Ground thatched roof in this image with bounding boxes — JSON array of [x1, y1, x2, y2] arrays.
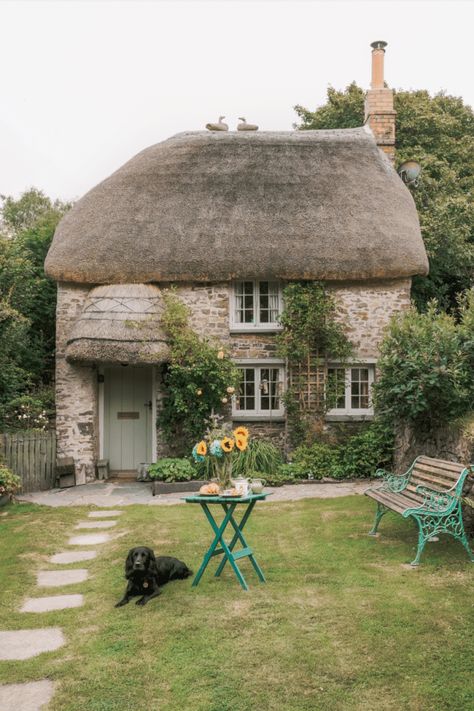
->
[[65, 284, 169, 364], [45, 128, 428, 284]]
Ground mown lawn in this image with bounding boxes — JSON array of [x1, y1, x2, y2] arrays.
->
[[0, 496, 473, 711]]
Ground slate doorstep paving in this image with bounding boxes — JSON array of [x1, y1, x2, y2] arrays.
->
[[68, 533, 110, 545], [75, 520, 117, 529], [21, 594, 84, 613], [88, 510, 123, 517], [37, 569, 88, 587], [0, 628, 65, 660], [0, 680, 55, 711], [49, 550, 97, 564]]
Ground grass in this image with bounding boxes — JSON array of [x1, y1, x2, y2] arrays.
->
[[0, 497, 473, 711]]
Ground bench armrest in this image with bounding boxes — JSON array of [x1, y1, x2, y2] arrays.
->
[[374, 468, 410, 493], [403, 484, 457, 517]]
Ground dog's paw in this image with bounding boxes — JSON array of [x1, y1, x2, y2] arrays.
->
[[115, 600, 128, 607], [135, 597, 147, 606]]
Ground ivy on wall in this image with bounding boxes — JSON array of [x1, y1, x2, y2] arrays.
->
[[277, 282, 353, 445]]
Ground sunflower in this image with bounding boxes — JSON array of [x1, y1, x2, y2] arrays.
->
[[221, 437, 235, 453], [196, 440, 207, 457], [235, 435, 248, 452], [233, 426, 249, 439]]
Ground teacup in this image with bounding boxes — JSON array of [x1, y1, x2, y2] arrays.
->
[[248, 478, 265, 494]]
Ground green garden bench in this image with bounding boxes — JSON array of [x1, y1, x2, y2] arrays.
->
[[365, 455, 474, 566]]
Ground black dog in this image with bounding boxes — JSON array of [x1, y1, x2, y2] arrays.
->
[[115, 546, 192, 607]]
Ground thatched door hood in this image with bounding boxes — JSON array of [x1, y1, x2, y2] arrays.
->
[[65, 284, 169, 364], [45, 128, 428, 284]]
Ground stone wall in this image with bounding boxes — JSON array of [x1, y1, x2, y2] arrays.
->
[[54, 278, 411, 479], [56, 284, 98, 484]]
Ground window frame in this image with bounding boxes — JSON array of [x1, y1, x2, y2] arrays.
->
[[326, 363, 375, 419], [230, 280, 283, 332], [232, 359, 286, 420]]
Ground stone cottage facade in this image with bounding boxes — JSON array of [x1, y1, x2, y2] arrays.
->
[[45, 43, 428, 484]]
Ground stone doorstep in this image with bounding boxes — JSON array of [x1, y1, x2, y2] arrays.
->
[[74, 520, 117, 529], [68, 533, 110, 545], [21, 594, 84, 613], [36, 569, 88, 587], [88, 510, 123, 518], [0, 680, 55, 711], [0, 628, 65, 660], [49, 550, 97, 564]]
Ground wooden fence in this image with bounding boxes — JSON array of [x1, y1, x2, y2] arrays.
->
[[0, 431, 57, 493]]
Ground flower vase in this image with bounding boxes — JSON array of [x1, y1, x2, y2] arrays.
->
[[214, 457, 232, 491]]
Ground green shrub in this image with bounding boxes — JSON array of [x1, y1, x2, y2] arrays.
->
[[0, 466, 21, 497], [1, 392, 53, 431], [291, 442, 340, 480], [147, 458, 199, 483], [374, 302, 472, 428], [333, 421, 394, 479]]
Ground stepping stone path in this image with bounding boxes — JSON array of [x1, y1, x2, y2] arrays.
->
[[68, 533, 111, 545], [21, 594, 84, 613], [50, 550, 97, 564], [0, 679, 55, 711], [75, 520, 117, 529], [0, 628, 65, 660], [0, 509, 123, 709], [37, 569, 89, 587]]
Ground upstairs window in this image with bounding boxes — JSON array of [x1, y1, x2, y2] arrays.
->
[[231, 281, 282, 331], [326, 365, 374, 416]]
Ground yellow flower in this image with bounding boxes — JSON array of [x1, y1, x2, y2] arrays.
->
[[221, 437, 235, 453], [217, 350, 225, 360], [235, 435, 248, 452], [233, 426, 249, 439], [196, 441, 207, 456], [226, 386, 235, 394]]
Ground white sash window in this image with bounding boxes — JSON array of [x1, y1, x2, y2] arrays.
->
[[326, 365, 375, 416], [232, 362, 285, 419], [231, 281, 282, 331]]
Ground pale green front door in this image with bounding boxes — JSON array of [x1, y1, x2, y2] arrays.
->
[[103, 366, 153, 471]]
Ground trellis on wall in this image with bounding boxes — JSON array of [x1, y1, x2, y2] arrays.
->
[[288, 351, 327, 415]]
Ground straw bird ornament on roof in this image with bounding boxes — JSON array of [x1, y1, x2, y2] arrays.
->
[[237, 117, 258, 131], [205, 116, 228, 131]]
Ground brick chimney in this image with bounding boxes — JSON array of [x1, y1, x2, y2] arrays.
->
[[364, 41, 396, 162]]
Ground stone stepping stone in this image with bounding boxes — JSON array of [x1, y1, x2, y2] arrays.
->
[[0, 628, 65, 660], [0, 679, 55, 711], [68, 533, 110, 545], [75, 520, 117, 529], [37, 569, 88, 587], [50, 550, 97, 564], [88, 510, 123, 518], [21, 594, 84, 613]]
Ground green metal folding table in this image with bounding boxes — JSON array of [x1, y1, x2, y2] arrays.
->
[[183, 492, 271, 591]]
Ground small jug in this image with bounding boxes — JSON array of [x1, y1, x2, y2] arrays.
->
[[248, 478, 265, 494]]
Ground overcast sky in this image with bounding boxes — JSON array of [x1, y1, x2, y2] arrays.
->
[[1, 0, 473, 201]]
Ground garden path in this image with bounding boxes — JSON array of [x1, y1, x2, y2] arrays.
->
[[0, 509, 123, 710], [19, 479, 367, 507]]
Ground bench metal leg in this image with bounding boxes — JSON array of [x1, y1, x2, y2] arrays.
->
[[369, 502, 388, 536], [410, 505, 474, 566]]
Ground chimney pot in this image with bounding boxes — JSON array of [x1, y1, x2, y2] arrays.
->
[[370, 40, 387, 89]]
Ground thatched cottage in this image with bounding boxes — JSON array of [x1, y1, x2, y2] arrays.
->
[[45, 42, 428, 484]]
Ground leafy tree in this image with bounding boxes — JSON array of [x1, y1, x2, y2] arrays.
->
[[295, 84, 474, 311], [0, 189, 71, 425]]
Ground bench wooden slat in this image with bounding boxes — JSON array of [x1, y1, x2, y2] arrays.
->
[[413, 463, 462, 481], [417, 457, 466, 473], [410, 471, 457, 491], [366, 489, 414, 514]]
